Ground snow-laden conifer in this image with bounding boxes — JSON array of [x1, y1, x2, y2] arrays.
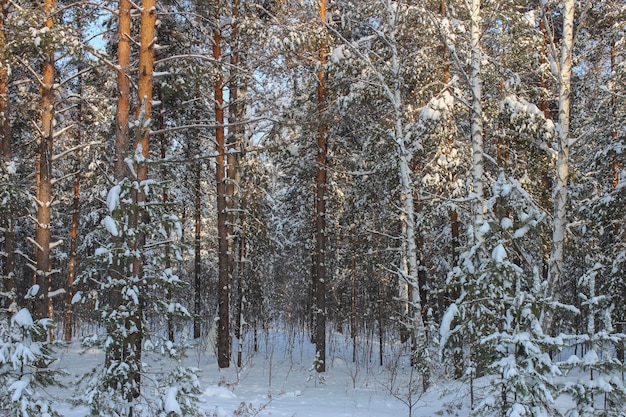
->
[[76, 151, 200, 417], [558, 262, 626, 417], [0, 308, 62, 417], [442, 173, 571, 416]]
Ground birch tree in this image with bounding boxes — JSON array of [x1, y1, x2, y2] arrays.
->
[[544, 0, 575, 333]]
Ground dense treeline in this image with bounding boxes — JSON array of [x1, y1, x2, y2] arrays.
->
[[1, 0, 626, 416]]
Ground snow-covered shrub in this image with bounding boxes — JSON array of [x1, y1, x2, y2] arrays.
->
[[0, 308, 62, 417], [558, 262, 626, 417]]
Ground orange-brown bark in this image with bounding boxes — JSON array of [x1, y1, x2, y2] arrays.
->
[[33, 0, 56, 328], [115, 0, 131, 180]]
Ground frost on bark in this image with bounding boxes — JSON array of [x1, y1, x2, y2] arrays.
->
[[545, 0, 574, 333]]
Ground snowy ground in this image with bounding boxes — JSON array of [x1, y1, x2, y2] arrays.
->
[[50, 327, 460, 417], [48, 327, 611, 417]]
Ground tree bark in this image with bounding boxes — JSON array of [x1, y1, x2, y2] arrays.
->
[[0, 0, 15, 315], [313, 0, 327, 373], [545, 0, 574, 333], [64, 154, 80, 341], [229, 0, 244, 363], [128, 0, 156, 401], [106, 0, 132, 371], [214, 0, 230, 368], [115, 0, 131, 180], [33, 0, 56, 328], [193, 153, 202, 339], [157, 84, 174, 343], [469, 0, 485, 236]]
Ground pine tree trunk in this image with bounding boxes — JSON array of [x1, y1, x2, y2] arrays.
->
[[313, 0, 327, 373], [33, 0, 56, 327], [193, 156, 202, 339], [0, 0, 14, 314], [115, 0, 131, 180], [64, 71, 84, 342], [64, 163, 80, 341], [214, 0, 230, 368], [157, 84, 174, 342], [128, 0, 156, 401], [106, 0, 132, 370], [545, 0, 574, 333], [229, 0, 244, 363]]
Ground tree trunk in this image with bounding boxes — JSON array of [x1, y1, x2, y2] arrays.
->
[[214, 0, 230, 368], [193, 154, 202, 339], [545, 0, 574, 333], [128, 0, 156, 402], [157, 84, 174, 343], [0, 0, 14, 316], [236, 215, 246, 368], [313, 0, 327, 373], [229, 0, 244, 364], [106, 0, 132, 371], [33, 0, 56, 329], [469, 0, 485, 236], [64, 160, 80, 342], [115, 0, 131, 180], [64, 70, 85, 342], [538, 11, 553, 284]]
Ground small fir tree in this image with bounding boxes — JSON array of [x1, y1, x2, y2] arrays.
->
[[0, 308, 62, 417], [76, 150, 200, 417], [442, 173, 569, 416], [559, 261, 626, 417]]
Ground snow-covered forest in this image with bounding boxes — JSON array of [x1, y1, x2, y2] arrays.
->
[[1, 0, 626, 415]]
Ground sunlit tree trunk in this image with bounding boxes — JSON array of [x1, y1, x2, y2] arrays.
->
[[313, 0, 327, 373], [469, 0, 485, 236], [116, 0, 131, 180], [105, 0, 132, 370], [33, 0, 56, 331], [545, 0, 574, 333], [214, 0, 230, 368], [128, 0, 156, 401]]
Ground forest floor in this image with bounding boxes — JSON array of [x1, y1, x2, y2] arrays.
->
[[50, 327, 597, 416]]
